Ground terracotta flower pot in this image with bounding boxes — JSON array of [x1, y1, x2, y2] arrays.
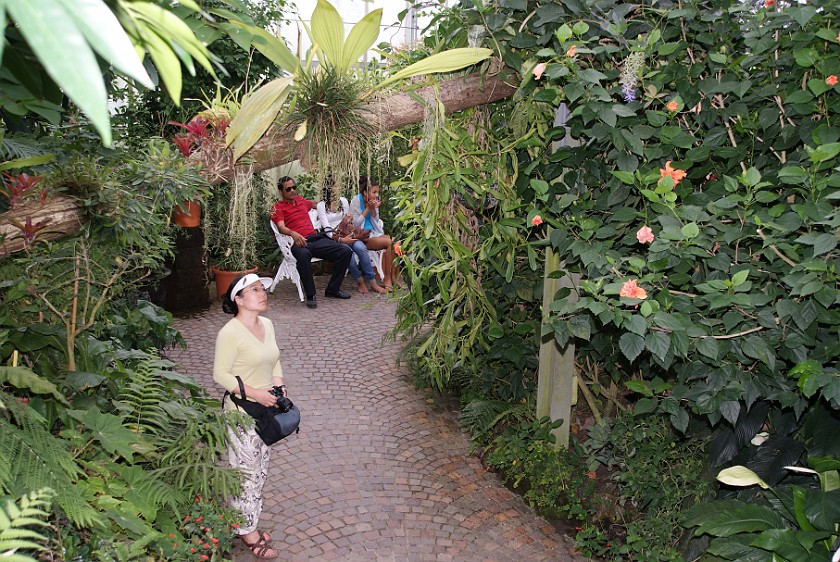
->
[[172, 201, 201, 228], [211, 265, 258, 300]]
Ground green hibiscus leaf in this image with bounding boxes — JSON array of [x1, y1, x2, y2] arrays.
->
[[619, 332, 645, 362]]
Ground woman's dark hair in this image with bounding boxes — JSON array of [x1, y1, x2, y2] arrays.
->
[[322, 176, 335, 207], [221, 274, 247, 315], [359, 175, 378, 194]]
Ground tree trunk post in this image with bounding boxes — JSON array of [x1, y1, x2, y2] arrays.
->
[[536, 245, 579, 449]]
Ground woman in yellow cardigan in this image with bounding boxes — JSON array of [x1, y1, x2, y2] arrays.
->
[[213, 273, 284, 559]]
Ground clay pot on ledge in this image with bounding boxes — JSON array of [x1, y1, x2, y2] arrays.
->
[[172, 201, 201, 228], [211, 265, 258, 301]]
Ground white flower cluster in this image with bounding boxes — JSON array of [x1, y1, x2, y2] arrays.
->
[[620, 51, 645, 102]]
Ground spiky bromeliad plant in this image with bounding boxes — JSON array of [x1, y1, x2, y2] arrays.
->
[[225, 0, 492, 195]]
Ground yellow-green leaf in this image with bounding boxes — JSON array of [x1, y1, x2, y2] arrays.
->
[[8, 0, 111, 144], [226, 20, 301, 75], [294, 119, 308, 141], [309, 0, 345, 69], [227, 77, 293, 160], [371, 48, 493, 94], [340, 8, 382, 71], [128, 1, 215, 76], [135, 22, 183, 102], [717, 466, 770, 489], [56, 0, 153, 89]]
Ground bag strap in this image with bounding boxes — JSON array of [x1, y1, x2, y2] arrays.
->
[[227, 376, 270, 418]]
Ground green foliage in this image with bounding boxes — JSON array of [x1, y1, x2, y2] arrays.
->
[[392, 105, 533, 389], [486, 417, 593, 521], [578, 411, 712, 561], [157, 496, 242, 561], [0, 488, 54, 561], [0, 297, 241, 559], [682, 404, 840, 561]]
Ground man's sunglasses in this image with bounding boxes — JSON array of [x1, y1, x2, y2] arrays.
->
[[281, 185, 297, 192]]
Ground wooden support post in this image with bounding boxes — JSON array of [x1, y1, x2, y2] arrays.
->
[[536, 242, 579, 448]]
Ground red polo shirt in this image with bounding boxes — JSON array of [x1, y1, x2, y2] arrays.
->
[[271, 196, 316, 237]]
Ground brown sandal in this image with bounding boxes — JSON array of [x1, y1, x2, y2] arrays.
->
[[241, 534, 278, 559]]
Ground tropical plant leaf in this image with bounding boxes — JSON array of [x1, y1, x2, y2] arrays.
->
[[134, 20, 184, 102], [0, 154, 55, 173], [340, 7, 382, 71], [717, 466, 770, 489], [371, 48, 493, 93], [55, 0, 153, 89], [309, 0, 345, 70], [691, 501, 787, 537], [0, 402, 96, 526], [0, 367, 68, 404], [7, 0, 111, 144], [67, 409, 141, 462], [227, 77, 293, 160], [128, 1, 215, 77], [222, 20, 300, 74], [0, 488, 53, 560]]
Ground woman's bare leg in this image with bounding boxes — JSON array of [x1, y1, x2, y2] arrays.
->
[[365, 235, 394, 287]]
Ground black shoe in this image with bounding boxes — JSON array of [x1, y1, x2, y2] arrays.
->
[[305, 296, 317, 308], [325, 289, 351, 299]]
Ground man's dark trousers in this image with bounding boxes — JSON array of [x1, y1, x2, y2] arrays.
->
[[290, 233, 353, 298]]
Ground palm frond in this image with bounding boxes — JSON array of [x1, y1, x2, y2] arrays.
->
[[0, 138, 44, 161]]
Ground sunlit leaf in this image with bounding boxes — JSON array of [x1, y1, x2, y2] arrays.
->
[[341, 8, 382, 71], [309, 0, 345, 69], [370, 48, 493, 94], [227, 77, 294, 160], [55, 0, 153, 89], [8, 0, 111, 144]]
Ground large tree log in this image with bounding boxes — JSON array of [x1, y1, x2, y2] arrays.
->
[[0, 196, 83, 257], [213, 71, 517, 183]]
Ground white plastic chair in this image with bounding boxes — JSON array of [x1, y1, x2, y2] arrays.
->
[[269, 210, 321, 301]]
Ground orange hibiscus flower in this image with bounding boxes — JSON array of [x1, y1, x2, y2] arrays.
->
[[659, 161, 687, 186], [619, 279, 647, 299]]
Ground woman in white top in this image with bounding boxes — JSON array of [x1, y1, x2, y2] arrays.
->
[[350, 176, 397, 290], [317, 189, 386, 294], [213, 273, 285, 559]]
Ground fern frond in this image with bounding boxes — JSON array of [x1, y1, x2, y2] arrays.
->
[[114, 355, 170, 437], [0, 488, 54, 559], [460, 399, 532, 444], [157, 411, 242, 498], [0, 401, 98, 527]]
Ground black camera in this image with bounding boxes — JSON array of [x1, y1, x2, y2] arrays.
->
[[270, 386, 294, 412]]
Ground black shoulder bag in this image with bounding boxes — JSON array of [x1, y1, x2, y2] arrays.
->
[[227, 376, 300, 445]]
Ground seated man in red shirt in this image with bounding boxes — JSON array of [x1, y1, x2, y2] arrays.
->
[[271, 176, 353, 308]]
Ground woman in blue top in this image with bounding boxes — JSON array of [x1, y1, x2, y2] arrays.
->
[[349, 176, 397, 290]]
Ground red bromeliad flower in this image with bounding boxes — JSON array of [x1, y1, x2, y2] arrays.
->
[[172, 134, 193, 157], [1, 172, 44, 209]]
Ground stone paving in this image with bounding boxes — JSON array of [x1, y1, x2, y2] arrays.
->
[[167, 274, 589, 562]]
